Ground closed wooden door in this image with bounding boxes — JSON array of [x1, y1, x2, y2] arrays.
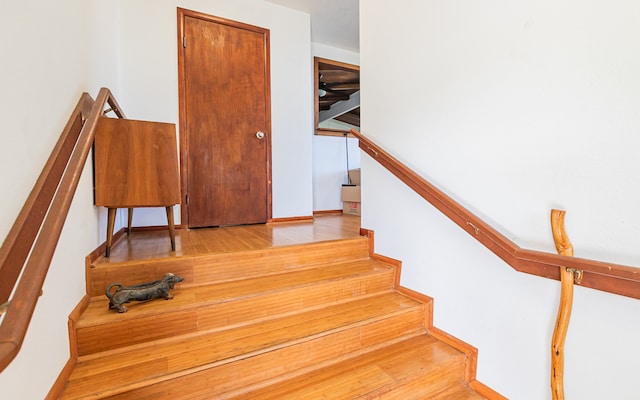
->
[[178, 9, 271, 228]]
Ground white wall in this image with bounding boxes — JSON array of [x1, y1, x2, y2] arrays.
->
[[0, 1, 120, 398], [118, 0, 313, 223], [361, 1, 640, 399], [312, 43, 361, 211], [313, 135, 361, 211]]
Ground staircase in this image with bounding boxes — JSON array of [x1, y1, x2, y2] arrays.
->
[[59, 235, 496, 399]]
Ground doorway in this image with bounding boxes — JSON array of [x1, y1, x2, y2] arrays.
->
[[177, 8, 272, 228]]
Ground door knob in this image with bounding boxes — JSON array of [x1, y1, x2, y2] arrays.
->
[[256, 131, 265, 139]]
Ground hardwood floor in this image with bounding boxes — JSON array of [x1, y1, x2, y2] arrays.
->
[[60, 214, 498, 399], [98, 214, 362, 264]]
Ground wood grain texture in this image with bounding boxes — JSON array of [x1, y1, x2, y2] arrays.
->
[[550, 209, 575, 400], [61, 293, 425, 399], [352, 129, 640, 300], [178, 8, 272, 228], [56, 216, 500, 399], [77, 260, 395, 355], [0, 93, 92, 305], [0, 88, 123, 373], [88, 239, 370, 297], [469, 380, 509, 400], [91, 214, 362, 265], [94, 117, 180, 207], [232, 335, 468, 400]]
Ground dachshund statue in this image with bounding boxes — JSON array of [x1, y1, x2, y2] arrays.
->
[[105, 273, 184, 313]]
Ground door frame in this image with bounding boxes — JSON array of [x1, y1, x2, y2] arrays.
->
[[177, 7, 273, 227]]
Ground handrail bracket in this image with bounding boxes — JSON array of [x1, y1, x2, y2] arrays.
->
[[467, 221, 480, 235], [567, 267, 583, 285]]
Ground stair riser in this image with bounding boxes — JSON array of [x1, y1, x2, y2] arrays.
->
[[99, 309, 426, 400], [371, 361, 467, 399], [228, 334, 471, 400], [64, 292, 426, 399], [76, 269, 396, 355], [88, 238, 370, 296], [62, 228, 495, 400]]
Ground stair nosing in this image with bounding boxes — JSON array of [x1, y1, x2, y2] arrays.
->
[[67, 293, 426, 399], [90, 236, 370, 269], [225, 333, 468, 400], [75, 289, 417, 362], [78, 260, 396, 328]]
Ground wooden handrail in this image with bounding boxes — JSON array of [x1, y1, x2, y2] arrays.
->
[[0, 94, 93, 305], [351, 129, 640, 300], [0, 88, 125, 372]]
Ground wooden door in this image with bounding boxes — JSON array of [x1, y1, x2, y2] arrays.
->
[[178, 9, 272, 228]]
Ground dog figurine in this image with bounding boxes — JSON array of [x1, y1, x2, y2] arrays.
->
[[105, 273, 184, 313]]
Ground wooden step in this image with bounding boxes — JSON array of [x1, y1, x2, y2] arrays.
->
[[61, 292, 427, 399], [60, 230, 503, 399], [75, 259, 396, 355], [88, 237, 370, 296], [226, 334, 483, 400], [431, 384, 489, 399]]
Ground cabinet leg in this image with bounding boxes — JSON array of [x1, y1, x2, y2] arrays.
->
[[106, 207, 117, 257], [127, 208, 133, 235], [166, 206, 176, 252]]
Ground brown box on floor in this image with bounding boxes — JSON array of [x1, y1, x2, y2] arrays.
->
[[341, 184, 361, 216]]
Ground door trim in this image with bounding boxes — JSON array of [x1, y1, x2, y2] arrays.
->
[[177, 7, 273, 227]]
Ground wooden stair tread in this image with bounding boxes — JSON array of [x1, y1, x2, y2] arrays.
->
[[61, 232, 502, 399], [229, 334, 473, 399], [93, 236, 370, 267], [432, 384, 489, 399], [88, 237, 371, 296], [62, 292, 424, 399], [80, 259, 393, 327], [75, 260, 396, 355], [97, 218, 363, 265]]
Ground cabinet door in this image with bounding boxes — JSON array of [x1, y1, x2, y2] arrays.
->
[[94, 117, 180, 207]]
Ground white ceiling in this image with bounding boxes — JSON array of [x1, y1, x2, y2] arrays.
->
[[265, 0, 359, 52]]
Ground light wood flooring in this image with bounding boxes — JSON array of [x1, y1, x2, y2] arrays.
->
[[98, 214, 362, 264], [60, 214, 498, 399]]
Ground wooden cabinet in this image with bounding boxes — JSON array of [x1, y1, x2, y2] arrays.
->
[[94, 117, 181, 256]]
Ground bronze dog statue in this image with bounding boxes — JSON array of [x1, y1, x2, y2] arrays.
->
[[105, 273, 184, 313]]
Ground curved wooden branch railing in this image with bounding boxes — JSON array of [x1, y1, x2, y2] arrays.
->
[[351, 129, 640, 300], [550, 209, 577, 400], [0, 88, 125, 372]]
